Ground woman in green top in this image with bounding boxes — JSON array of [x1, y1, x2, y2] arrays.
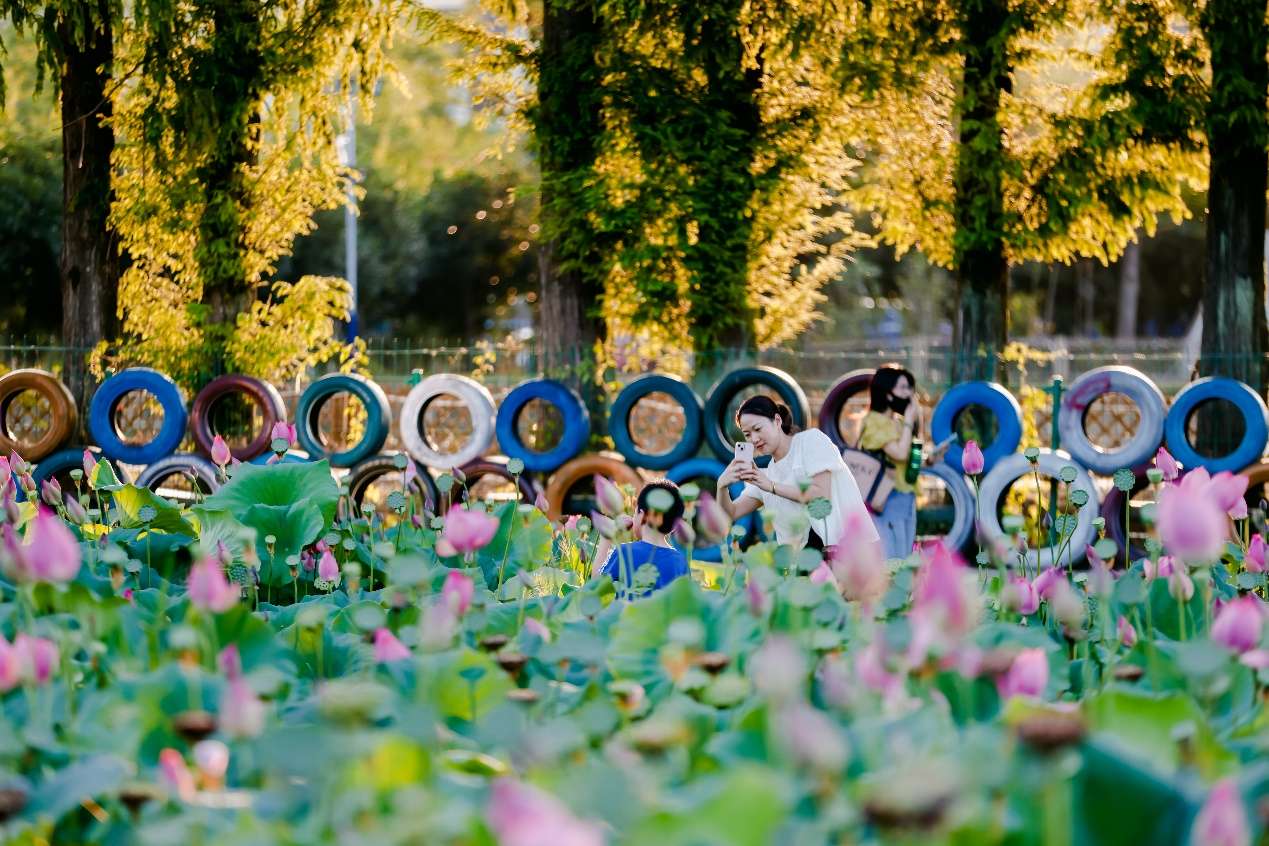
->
[[858, 365, 920, 558]]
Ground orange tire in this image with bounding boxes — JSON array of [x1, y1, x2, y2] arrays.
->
[[544, 454, 643, 522], [1239, 459, 1269, 503], [0, 369, 77, 462]]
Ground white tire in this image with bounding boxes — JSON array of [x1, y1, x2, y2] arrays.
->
[[977, 450, 1098, 568], [1058, 366, 1166, 474], [399, 374, 496, 470]]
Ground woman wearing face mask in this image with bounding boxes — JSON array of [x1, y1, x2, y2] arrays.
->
[[857, 365, 921, 558], [716, 395, 879, 552]]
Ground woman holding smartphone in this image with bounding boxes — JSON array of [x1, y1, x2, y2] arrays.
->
[[716, 395, 879, 552], [857, 365, 921, 558]]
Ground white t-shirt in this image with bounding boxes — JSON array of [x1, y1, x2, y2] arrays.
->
[[740, 428, 880, 549]]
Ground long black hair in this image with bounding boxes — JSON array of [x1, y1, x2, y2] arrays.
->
[[868, 364, 916, 415], [736, 395, 795, 434]]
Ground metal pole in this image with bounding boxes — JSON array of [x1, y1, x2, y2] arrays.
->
[[343, 83, 359, 340]]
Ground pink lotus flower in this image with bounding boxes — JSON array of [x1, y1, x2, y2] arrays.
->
[[997, 648, 1049, 699], [746, 577, 770, 618], [1246, 535, 1266, 573], [673, 518, 696, 547], [1204, 471, 1249, 516], [1032, 566, 1063, 598], [534, 491, 550, 516], [593, 474, 625, 518], [270, 421, 298, 449], [0, 456, 10, 489], [773, 702, 849, 773], [193, 739, 230, 783], [854, 640, 900, 696], [961, 440, 985, 476], [63, 496, 87, 526], [441, 570, 474, 616], [1157, 470, 1228, 564], [442, 505, 498, 553], [159, 748, 196, 801], [1211, 596, 1264, 654], [1189, 779, 1250, 846], [209, 435, 232, 467], [563, 514, 580, 532], [39, 477, 62, 508], [912, 542, 975, 636], [1155, 447, 1180, 482], [218, 644, 243, 680], [1003, 576, 1039, 615], [16, 507, 83, 583], [1048, 580, 1087, 632], [1228, 498, 1248, 520], [487, 778, 604, 846], [8, 452, 29, 477], [219, 677, 265, 738], [317, 549, 340, 586], [694, 493, 730, 545], [373, 627, 411, 662], [590, 511, 618, 540], [81, 449, 97, 480], [829, 513, 889, 605], [402, 460, 419, 489], [749, 636, 807, 703], [1168, 569, 1195, 602], [13, 634, 57, 685], [0, 637, 20, 692], [1144, 555, 1176, 581], [522, 617, 551, 643], [1117, 615, 1137, 648], [187, 557, 239, 613], [810, 562, 836, 586]]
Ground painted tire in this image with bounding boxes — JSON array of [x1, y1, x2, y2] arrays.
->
[[1164, 377, 1269, 474], [930, 381, 1023, 475], [976, 450, 1099, 568], [347, 453, 439, 515], [817, 369, 875, 450], [608, 375, 704, 471], [399, 374, 496, 470], [88, 368, 188, 465], [703, 367, 811, 461], [136, 453, 221, 494], [31, 447, 131, 501], [665, 457, 757, 562], [1058, 366, 1166, 475], [496, 379, 591, 474], [190, 375, 287, 462], [1099, 465, 1150, 566], [543, 454, 643, 522], [248, 450, 312, 466], [451, 457, 538, 506], [295, 373, 391, 468], [919, 461, 975, 553], [0, 369, 77, 462]]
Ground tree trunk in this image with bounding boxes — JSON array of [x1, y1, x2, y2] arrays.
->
[[951, 0, 1012, 381], [1076, 258, 1096, 336], [1116, 238, 1140, 339], [536, 0, 605, 415], [58, 3, 120, 414], [1198, 0, 1268, 455]]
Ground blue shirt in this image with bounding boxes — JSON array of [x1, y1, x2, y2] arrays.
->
[[599, 541, 689, 593]]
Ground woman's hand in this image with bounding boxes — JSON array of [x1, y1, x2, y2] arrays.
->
[[738, 463, 772, 493], [903, 400, 919, 429], [718, 458, 749, 487]]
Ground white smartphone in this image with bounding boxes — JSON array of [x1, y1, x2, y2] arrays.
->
[[734, 441, 755, 465]]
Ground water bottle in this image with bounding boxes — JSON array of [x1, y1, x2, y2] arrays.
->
[[905, 438, 922, 485]]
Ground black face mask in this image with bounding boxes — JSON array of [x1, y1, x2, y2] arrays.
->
[[889, 393, 910, 414]]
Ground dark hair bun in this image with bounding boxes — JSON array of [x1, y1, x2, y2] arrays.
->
[[773, 402, 793, 434]]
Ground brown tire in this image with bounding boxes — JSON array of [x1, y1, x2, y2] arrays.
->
[[544, 454, 643, 522], [1239, 460, 1269, 507], [446, 457, 539, 509], [190, 375, 287, 462], [0, 369, 77, 462]]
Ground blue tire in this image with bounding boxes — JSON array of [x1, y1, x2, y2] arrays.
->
[[608, 375, 704, 471], [665, 458, 757, 562], [29, 447, 130, 502], [930, 381, 1023, 475], [703, 367, 810, 461], [88, 368, 187, 465], [295, 373, 391, 468], [1164, 377, 1269, 474], [496, 379, 590, 474]]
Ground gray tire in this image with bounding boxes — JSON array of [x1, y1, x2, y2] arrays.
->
[[919, 461, 975, 552], [976, 450, 1098, 568], [399, 374, 496, 470], [1058, 366, 1166, 474]]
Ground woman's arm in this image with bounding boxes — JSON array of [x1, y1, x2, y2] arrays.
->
[[741, 468, 831, 505], [717, 478, 762, 519], [881, 406, 918, 462]]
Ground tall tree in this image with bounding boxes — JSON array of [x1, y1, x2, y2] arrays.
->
[[3, 0, 122, 408], [847, 0, 1203, 378], [102, 0, 399, 386]]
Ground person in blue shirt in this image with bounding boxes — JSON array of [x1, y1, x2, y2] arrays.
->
[[596, 480, 690, 594]]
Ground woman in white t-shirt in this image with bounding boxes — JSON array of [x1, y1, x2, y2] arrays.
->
[[717, 395, 880, 552]]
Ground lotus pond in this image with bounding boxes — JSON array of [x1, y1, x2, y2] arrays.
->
[[0, 446, 1266, 846]]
